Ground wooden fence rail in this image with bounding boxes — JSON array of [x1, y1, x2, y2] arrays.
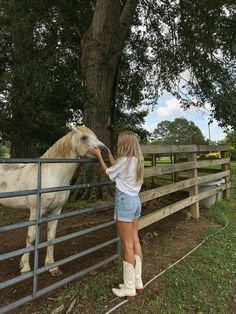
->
[[139, 144, 231, 230]]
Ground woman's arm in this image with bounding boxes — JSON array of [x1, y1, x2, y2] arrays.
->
[[108, 149, 115, 166], [88, 147, 108, 174]]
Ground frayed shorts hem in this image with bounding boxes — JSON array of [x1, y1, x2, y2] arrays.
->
[[114, 215, 141, 222]]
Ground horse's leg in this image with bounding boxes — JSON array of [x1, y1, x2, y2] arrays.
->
[[45, 207, 62, 276], [20, 209, 36, 273]]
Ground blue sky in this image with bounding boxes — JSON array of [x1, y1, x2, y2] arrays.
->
[[143, 92, 227, 142]]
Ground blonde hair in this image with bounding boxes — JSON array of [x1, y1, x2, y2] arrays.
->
[[117, 130, 144, 184]]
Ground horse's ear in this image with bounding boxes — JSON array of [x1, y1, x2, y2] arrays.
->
[[70, 125, 78, 133]]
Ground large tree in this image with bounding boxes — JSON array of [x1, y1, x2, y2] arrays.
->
[[59, 0, 236, 145], [0, 0, 235, 156], [152, 117, 207, 145]]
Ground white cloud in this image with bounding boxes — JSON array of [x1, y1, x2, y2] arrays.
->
[[156, 98, 183, 121], [142, 122, 156, 133]]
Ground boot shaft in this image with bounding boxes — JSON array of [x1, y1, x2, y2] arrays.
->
[[134, 255, 143, 290]]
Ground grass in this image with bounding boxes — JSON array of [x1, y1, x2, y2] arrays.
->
[[121, 161, 236, 314], [145, 200, 236, 314], [230, 161, 236, 198], [40, 260, 124, 314], [144, 156, 171, 167], [0, 205, 19, 226]]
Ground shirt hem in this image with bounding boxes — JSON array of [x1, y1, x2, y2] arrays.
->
[[115, 186, 139, 196]]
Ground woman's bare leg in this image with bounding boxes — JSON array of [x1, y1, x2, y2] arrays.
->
[[117, 221, 135, 265], [132, 219, 142, 259]]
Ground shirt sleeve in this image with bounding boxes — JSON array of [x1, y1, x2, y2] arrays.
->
[[106, 158, 126, 182]]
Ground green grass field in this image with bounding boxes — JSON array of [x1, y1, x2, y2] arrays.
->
[[144, 156, 171, 167]]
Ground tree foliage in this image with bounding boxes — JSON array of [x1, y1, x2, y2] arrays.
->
[[0, 0, 84, 156], [220, 130, 236, 147], [137, 0, 236, 128], [0, 0, 235, 157], [0, 144, 9, 157], [152, 117, 207, 144]]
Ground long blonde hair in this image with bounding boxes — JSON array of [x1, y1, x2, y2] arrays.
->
[[117, 130, 144, 184]]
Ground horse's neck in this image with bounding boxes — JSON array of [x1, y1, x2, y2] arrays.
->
[[44, 162, 77, 186], [41, 133, 78, 185], [42, 133, 74, 159]]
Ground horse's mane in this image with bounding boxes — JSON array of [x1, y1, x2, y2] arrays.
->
[[42, 132, 73, 158]]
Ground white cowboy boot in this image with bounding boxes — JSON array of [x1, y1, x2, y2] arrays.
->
[[134, 255, 143, 293], [112, 261, 136, 300], [119, 255, 143, 294]]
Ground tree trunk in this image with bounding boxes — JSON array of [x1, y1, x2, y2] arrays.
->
[[81, 1, 122, 149], [9, 0, 37, 158], [10, 133, 37, 158], [72, 0, 138, 200], [80, 0, 138, 148]]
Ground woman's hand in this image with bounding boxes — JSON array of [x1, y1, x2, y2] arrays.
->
[[88, 147, 108, 174], [87, 147, 102, 158]]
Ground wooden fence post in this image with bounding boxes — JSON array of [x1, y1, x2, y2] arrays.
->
[[188, 152, 199, 219], [221, 151, 231, 199], [174, 153, 180, 182], [151, 154, 156, 185], [171, 154, 174, 182]]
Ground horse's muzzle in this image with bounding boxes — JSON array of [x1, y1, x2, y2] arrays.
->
[[99, 145, 109, 159]]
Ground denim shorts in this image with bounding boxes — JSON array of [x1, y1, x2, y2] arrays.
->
[[114, 189, 141, 222]]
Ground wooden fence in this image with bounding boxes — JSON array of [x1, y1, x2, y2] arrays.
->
[[139, 144, 231, 230]]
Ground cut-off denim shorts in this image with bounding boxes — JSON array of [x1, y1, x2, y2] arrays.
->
[[114, 188, 141, 222]]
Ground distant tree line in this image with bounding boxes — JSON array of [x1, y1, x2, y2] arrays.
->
[[151, 117, 207, 145]]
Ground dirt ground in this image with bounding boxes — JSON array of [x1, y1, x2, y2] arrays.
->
[[0, 190, 226, 314], [0, 190, 187, 312]]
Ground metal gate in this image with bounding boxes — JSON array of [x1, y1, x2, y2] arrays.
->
[[0, 158, 119, 314]]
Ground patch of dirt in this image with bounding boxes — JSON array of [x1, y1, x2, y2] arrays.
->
[[0, 190, 211, 314]]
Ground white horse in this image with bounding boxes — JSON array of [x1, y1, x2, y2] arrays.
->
[[0, 125, 108, 276]]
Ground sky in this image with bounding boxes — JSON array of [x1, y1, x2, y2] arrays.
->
[[143, 92, 227, 142]]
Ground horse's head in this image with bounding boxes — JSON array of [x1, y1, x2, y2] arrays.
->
[[70, 125, 109, 158]]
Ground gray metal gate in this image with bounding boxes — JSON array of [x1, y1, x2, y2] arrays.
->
[[0, 158, 119, 314]]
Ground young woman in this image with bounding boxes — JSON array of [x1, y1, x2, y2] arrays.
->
[[88, 130, 144, 300]]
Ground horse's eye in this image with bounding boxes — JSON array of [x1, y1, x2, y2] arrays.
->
[[81, 135, 87, 141]]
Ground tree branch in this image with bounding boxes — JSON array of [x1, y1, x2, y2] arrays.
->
[[119, 0, 138, 43]]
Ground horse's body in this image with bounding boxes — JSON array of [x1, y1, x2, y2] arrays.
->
[[0, 126, 107, 275]]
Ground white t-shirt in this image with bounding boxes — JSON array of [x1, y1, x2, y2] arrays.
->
[[106, 157, 142, 196]]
